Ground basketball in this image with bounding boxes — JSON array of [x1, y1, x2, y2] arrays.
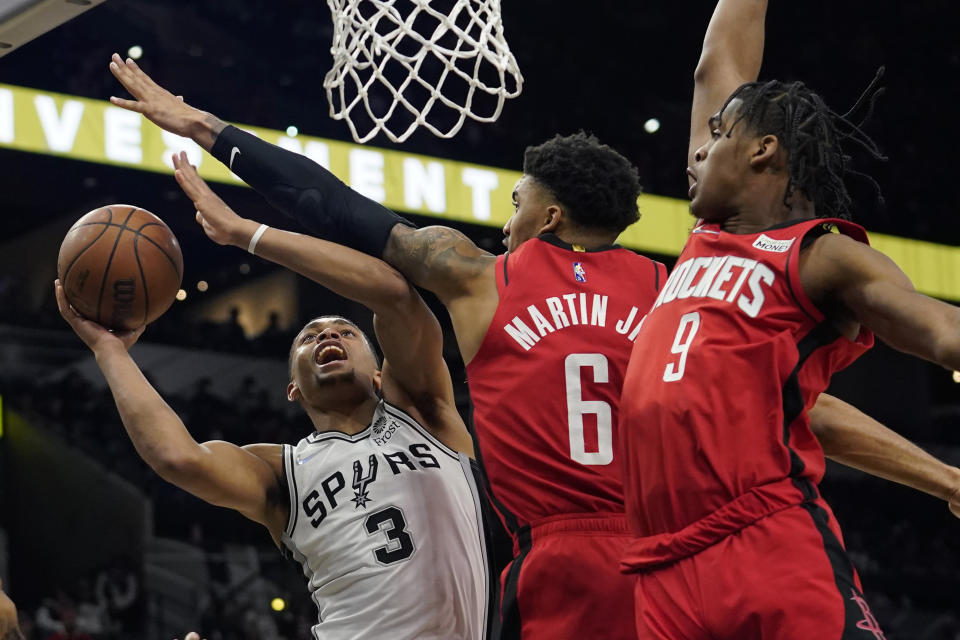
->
[[57, 205, 184, 331]]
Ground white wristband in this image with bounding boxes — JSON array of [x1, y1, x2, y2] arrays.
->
[[247, 223, 269, 255]]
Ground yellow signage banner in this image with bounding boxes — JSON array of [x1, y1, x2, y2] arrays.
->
[[0, 82, 957, 300]]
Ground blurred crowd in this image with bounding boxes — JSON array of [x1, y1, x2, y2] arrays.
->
[[13, 561, 139, 640], [0, 272, 297, 357], [2, 368, 311, 543], [13, 567, 318, 640]]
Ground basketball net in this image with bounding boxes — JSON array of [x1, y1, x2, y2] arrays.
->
[[324, 0, 523, 143]]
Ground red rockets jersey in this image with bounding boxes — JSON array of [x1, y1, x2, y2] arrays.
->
[[466, 234, 667, 535], [618, 219, 874, 569]]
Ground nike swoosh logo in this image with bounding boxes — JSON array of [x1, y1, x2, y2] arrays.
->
[[229, 147, 241, 170], [296, 451, 320, 465]]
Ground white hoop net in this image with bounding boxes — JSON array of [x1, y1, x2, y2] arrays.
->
[[324, 0, 523, 143]]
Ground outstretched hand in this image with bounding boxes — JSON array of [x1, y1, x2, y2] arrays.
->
[[55, 280, 144, 353], [172, 151, 256, 247], [109, 53, 203, 139]]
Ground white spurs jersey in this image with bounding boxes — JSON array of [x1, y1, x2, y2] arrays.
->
[[280, 400, 489, 640]]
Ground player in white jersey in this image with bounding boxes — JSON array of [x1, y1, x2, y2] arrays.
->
[[281, 384, 487, 638], [54, 154, 490, 640]]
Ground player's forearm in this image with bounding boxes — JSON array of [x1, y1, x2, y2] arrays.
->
[[241, 222, 414, 315], [188, 112, 229, 153], [812, 395, 960, 501], [382, 223, 492, 302], [94, 344, 204, 478], [207, 125, 411, 257], [696, 0, 767, 82]]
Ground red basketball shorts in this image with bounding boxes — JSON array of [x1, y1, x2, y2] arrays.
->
[[498, 514, 637, 640], [633, 500, 886, 639]]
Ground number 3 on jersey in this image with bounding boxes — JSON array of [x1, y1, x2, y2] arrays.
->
[[365, 506, 414, 565], [663, 312, 701, 382], [565, 353, 613, 466]]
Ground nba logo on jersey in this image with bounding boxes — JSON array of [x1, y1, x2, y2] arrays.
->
[[573, 262, 587, 282]]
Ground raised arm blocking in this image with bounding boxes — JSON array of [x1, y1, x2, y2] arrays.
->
[[210, 125, 414, 257], [689, 0, 769, 167]]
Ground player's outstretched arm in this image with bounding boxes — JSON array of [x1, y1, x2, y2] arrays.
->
[[0, 579, 24, 640], [54, 281, 285, 536], [110, 55, 494, 305], [811, 394, 960, 518], [689, 0, 768, 167], [802, 233, 960, 371], [174, 154, 473, 455]]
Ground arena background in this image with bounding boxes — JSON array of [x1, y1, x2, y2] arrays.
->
[[0, 1, 958, 638]]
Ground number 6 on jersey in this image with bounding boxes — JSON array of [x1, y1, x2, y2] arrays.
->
[[663, 312, 701, 382], [565, 353, 613, 466]]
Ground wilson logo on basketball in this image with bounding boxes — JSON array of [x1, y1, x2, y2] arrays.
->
[[109, 278, 137, 327]]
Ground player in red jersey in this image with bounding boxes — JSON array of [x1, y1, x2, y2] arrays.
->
[[107, 55, 960, 640], [465, 145, 664, 638], [619, 1, 960, 637]]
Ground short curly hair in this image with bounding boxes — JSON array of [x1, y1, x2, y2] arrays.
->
[[523, 132, 642, 234]]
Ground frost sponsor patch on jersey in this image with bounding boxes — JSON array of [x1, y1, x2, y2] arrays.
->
[[752, 234, 795, 253], [573, 262, 586, 282], [373, 417, 400, 445]]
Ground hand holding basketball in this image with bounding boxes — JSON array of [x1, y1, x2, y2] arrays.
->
[[57, 206, 183, 330], [109, 53, 202, 139], [55, 280, 145, 353], [173, 151, 258, 248]]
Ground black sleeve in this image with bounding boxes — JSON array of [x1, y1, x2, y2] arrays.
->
[[210, 125, 415, 257]]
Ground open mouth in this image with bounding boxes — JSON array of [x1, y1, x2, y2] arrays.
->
[[315, 344, 347, 366]]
